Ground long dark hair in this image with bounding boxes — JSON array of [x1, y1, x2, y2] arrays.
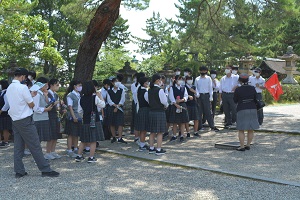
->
[[64, 80, 81, 99], [135, 72, 146, 87], [150, 73, 161, 89]]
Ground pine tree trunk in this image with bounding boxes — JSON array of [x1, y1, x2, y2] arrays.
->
[[73, 0, 121, 81]]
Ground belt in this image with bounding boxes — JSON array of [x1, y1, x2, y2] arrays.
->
[[223, 92, 233, 94], [200, 93, 209, 95]]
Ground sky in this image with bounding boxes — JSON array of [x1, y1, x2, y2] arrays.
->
[[120, 0, 179, 61]]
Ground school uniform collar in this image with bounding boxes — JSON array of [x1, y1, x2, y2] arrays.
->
[[72, 90, 80, 98], [48, 89, 55, 96], [141, 86, 148, 90]]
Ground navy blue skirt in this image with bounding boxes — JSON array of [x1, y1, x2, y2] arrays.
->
[[135, 107, 150, 131], [168, 103, 189, 124], [147, 111, 167, 133], [106, 106, 124, 126]]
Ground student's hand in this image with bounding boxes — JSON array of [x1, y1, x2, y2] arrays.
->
[[31, 91, 37, 97], [73, 118, 78, 123], [175, 104, 181, 109], [44, 105, 53, 112], [189, 96, 193, 100], [209, 97, 213, 102], [113, 108, 118, 113]]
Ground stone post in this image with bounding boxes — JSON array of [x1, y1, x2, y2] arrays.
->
[[239, 53, 255, 75], [277, 46, 299, 84], [117, 61, 137, 125], [159, 63, 174, 86]]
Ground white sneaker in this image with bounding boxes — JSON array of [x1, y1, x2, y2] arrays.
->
[[24, 149, 31, 155], [67, 151, 77, 158], [44, 153, 56, 160], [51, 152, 62, 159]]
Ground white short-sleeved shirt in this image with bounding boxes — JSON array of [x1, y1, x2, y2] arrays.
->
[[6, 80, 34, 121]]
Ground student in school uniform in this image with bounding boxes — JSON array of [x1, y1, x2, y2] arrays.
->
[[185, 76, 200, 137], [135, 77, 150, 151], [64, 80, 83, 158], [147, 74, 168, 155], [210, 70, 220, 119], [168, 75, 189, 142], [195, 66, 219, 132], [131, 72, 146, 143], [0, 80, 12, 148], [219, 65, 239, 128], [32, 78, 55, 160], [75, 81, 105, 163], [100, 79, 111, 140], [161, 75, 171, 139], [106, 77, 127, 144], [47, 79, 62, 159], [249, 68, 265, 125]]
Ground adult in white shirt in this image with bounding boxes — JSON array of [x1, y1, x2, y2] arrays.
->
[[195, 66, 219, 132], [219, 65, 239, 127], [249, 68, 265, 125], [6, 68, 59, 178]]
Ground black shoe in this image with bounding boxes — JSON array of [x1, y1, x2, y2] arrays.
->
[[117, 138, 128, 144], [186, 133, 190, 138], [111, 137, 117, 143], [212, 127, 219, 132], [224, 123, 232, 128], [138, 145, 149, 152], [193, 132, 201, 137], [75, 155, 84, 162], [149, 148, 156, 154], [155, 149, 166, 155], [236, 147, 245, 151], [245, 146, 250, 150], [83, 149, 90, 154], [41, 171, 60, 177], [15, 172, 28, 178], [87, 157, 97, 163], [179, 136, 184, 142], [96, 141, 100, 147], [0, 141, 10, 148], [163, 132, 169, 139], [169, 136, 177, 142], [134, 138, 139, 143]]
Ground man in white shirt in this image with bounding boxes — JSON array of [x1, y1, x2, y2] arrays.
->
[[195, 66, 219, 132], [6, 68, 59, 178], [219, 65, 239, 127], [249, 67, 265, 125]]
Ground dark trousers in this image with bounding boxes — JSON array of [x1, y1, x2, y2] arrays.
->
[[211, 92, 218, 118], [222, 93, 236, 125], [257, 93, 264, 125], [12, 116, 52, 174], [197, 93, 214, 129], [131, 101, 136, 133]]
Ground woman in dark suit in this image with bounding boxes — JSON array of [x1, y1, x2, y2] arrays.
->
[[234, 73, 259, 151]]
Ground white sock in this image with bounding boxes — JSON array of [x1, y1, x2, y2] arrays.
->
[[85, 147, 90, 150], [157, 148, 161, 151], [140, 142, 145, 147], [74, 148, 78, 151], [150, 146, 154, 150], [67, 149, 72, 153]]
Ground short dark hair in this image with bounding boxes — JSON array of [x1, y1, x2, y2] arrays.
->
[[185, 75, 193, 80], [0, 80, 9, 90], [184, 68, 192, 73], [116, 74, 124, 82], [82, 81, 96, 96], [210, 70, 217, 74], [150, 73, 161, 89], [103, 79, 110, 85], [174, 68, 181, 72], [199, 66, 208, 71], [36, 77, 49, 84], [92, 80, 99, 87], [49, 78, 59, 86], [14, 68, 28, 76], [28, 71, 36, 79], [139, 77, 149, 86], [161, 75, 166, 80]]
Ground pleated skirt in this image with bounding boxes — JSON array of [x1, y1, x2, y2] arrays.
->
[[169, 103, 189, 124], [34, 120, 52, 142], [187, 105, 200, 120], [134, 107, 150, 131], [147, 111, 167, 133], [80, 121, 104, 143], [49, 114, 62, 139], [236, 109, 259, 130], [0, 115, 12, 131], [106, 106, 124, 126], [64, 119, 82, 136]]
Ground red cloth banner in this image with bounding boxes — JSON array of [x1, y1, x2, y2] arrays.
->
[[265, 73, 283, 101]]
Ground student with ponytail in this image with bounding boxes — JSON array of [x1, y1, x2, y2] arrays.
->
[[147, 74, 168, 155]]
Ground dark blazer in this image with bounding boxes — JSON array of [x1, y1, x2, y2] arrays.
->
[[234, 84, 257, 112]]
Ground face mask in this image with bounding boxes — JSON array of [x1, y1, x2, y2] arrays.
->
[[225, 69, 231, 74], [211, 74, 216, 79], [175, 71, 180, 75], [28, 75, 33, 81], [187, 80, 193, 85], [133, 78, 137, 83], [158, 81, 163, 86], [232, 70, 237, 75], [254, 72, 260, 77], [114, 82, 121, 87], [178, 80, 184, 86], [184, 72, 189, 76], [200, 72, 207, 76], [76, 86, 82, 92]]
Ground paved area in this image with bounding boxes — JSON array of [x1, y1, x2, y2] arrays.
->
[[1, 104, 300, 199]]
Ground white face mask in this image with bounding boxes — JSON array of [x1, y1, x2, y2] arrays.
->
[[232, 70, 237, 75], [158, 80, 163, 86], [178, 80, 184, 86], [28, 75, 33, 81], [187, 80, 193, 85], [76, 86, 82, 92], [225, 69, 231, 74], [211, 74, 216, 79], [184, 72, 189, 76], [254, 72, 260, 77], [133, 78, 137, 83], [114, 82, 121, 88], [0, 85, 2, 90], [175, 71, 180, 75]]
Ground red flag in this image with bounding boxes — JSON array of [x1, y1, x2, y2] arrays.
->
[[265, 73, 283, 101]]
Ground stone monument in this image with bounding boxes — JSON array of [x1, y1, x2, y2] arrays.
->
[[159, 63, 174, 85], [239, 53, 255, 75], [277, 46, 299, 84], [117, 61, 137, 125]]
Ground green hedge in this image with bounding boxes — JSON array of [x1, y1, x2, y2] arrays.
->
[[263, 84, 300, 104]]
